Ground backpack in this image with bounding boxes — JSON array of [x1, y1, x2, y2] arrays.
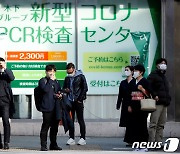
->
[[34, 78, 47, 112]]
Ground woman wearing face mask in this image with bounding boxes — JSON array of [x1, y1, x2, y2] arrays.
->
[[116, 66, 135, 146], [128, 64, 150, 152]]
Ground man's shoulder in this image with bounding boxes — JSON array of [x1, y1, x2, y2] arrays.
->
[[78, 74, 86, 80], [39, 77, 46, 81], [64, 76, 70, 80], [148, 70, 159, 78], [39, 77, 48, 83], [74, 73, 85, 78], [4, 69, 13, 73]]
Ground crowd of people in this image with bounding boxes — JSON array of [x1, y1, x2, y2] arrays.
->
[[0, 57, 171, 152], [0, 58, 88, 151], [116, 58, 171, 152]]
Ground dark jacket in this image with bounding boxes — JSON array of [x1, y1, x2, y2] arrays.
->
[[0, 69, 15, 118], [147, 69, 171, 106], [127, 77, 150, 143], [59, 94, 74, 133], [116, 78, 136, 127], [38, 77, 61, 112], [63, 70, 88, 102], [129, 77, 150, 111]]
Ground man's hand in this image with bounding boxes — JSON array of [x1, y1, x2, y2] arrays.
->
[[155, 96, 159, 101], [50, 74, 56, 81], [0, 61, 6, 70], [57, 94, 62, 99], [128, 106, 132, 113], [116, 104, 120, 110], [59, 120, 63, 126], [64, 88, 70, 93], [55, 93, 62, 99]]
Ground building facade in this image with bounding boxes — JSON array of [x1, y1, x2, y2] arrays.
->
[[0, 0, 179, 122]]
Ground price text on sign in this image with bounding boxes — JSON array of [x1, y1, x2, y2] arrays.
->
[[7, 51, 67, 61]]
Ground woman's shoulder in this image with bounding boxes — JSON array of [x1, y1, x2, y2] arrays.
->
[[129, 78, 136, 84], [121, 79, 127, 83], [141, 77, 148, 82], [131, 78, 136, 82], [138, 77, 149, 86], [119, 79, 128, 85]]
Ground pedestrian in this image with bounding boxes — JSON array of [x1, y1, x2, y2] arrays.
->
[[39, 64, 62, 151], [0, 57, 15, 150], [63, 63, 88, 145], [128, 64, 150, 152], [116, 66, 135, 146], [148, 58, 171, 145]]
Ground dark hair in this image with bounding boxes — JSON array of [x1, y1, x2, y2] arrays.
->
[[125, 65, 134, 72], [66, 63, 75, 69], [45, 64, 56, 72], [156, 58, 167, 65], [0, 57, 5, 62], [134, 64, 145, 75]]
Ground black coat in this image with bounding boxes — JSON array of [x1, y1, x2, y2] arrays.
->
[[147, 69, 171, 106], [125, 77, 149, 143], [0, 69, 15, 118], [116, 78, 136, 127], [63, 71, 88, 102], [129, 77, 150, 111], [38, 77, 61, 112]]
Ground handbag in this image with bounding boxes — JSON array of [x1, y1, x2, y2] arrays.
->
[[140, 97, 156, 112]]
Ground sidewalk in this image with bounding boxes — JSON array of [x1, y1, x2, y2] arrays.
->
[[2, 119, 180, 137], [0, 136, 179, 153]]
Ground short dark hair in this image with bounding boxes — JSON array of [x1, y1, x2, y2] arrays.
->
[[66, 63, 75, 69], [0, 57, 5, 62], [156, 58, 167, 65], [45, 64, 56, 72], [125, 65, 134, 72], [134, 64, 145, 75]]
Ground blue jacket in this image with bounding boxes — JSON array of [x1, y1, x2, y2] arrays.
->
[[38, 77, 61, 112]]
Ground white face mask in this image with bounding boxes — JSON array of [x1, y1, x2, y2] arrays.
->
[[159, 64, 167, 70], [133, 71, 140, 79], [124, 70, 131, 77]]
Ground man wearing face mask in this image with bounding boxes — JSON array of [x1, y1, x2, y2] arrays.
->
[[147, 58, 171, 147], [39, 64, 62, 151], [63, 63, 88, 146], [0, 57, 15, 150]]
